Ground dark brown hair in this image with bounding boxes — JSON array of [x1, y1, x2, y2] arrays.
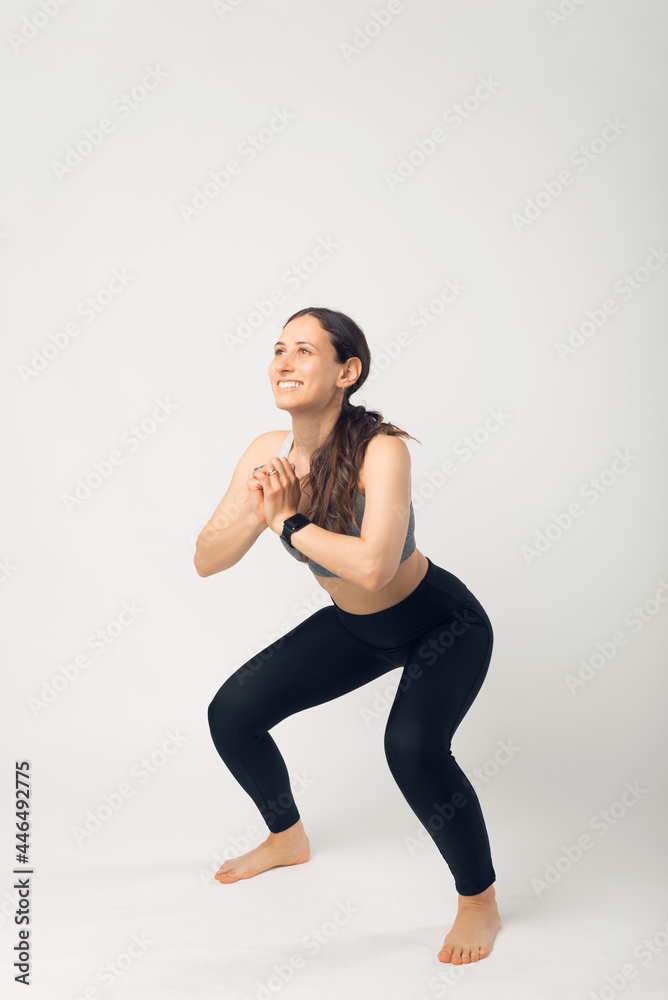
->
[[281, 306, 421, 563]]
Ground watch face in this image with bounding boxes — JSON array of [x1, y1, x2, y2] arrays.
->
[[282, 514, 309, 545]]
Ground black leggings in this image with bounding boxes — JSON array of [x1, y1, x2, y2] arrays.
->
[[207, 556, 496, 896]]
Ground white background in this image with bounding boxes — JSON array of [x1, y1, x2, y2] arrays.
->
[[2, 1, 668, 997]]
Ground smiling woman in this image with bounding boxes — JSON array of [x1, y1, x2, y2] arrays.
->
[[197, 306, 502, 966], [263, 309, 424, 599]]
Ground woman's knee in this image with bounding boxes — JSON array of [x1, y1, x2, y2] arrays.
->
[[207, 659, 269, 737], [383, 718, 445, 773], [207, 688, 228, 736], [207, 675, 245, 736]]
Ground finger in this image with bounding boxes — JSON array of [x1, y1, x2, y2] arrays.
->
[[272, 457, 295, 477], [264, 460, 285, 479]]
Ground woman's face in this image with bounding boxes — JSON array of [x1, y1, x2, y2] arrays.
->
[[269, 315, 359, 411]]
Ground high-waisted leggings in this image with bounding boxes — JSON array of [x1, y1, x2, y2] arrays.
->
[[207, 556, 496, 896]]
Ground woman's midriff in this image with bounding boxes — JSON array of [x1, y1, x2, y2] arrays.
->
[[315, 548, 430, 615]]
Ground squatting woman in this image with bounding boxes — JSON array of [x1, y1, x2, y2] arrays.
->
[[195, 306, 501, 965]]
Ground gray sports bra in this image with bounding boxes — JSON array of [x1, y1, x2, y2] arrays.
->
[[275, 430, 416, 578]]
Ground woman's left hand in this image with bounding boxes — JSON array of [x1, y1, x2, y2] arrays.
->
[[251, 458, 302, 533]]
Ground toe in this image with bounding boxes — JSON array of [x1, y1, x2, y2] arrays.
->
[[215, 871, 240, 883]]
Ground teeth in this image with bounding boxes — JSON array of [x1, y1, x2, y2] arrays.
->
[[278, 381, 302, 388]]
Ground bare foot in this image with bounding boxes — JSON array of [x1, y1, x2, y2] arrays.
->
[[214, 819, 310, 883], [438, 884, 501, 964]]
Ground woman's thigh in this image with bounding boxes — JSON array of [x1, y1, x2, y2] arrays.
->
[[385, 603, 494, 754], [210, 605, 400, 734]]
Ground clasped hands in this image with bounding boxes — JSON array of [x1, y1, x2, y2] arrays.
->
[[247, 456, 302, 534]]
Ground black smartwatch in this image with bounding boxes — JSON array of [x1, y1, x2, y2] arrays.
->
[[280, 513, 311, 548]]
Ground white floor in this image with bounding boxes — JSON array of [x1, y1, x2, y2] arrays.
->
[[4, 828, 668, 1000]]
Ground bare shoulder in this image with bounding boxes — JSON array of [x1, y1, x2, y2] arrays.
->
[[224, 428, 290, 486], [247, 428, 291, 464], [258, 428, 291, 448], [358, 432, 410, 493], [197, 429, 291, 541]]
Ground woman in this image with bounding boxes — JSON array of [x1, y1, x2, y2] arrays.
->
[[196, 307, 501, 965]]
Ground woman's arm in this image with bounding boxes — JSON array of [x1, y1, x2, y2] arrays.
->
[[194, 432, 279, 577], [267, 434, 413, 590]]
